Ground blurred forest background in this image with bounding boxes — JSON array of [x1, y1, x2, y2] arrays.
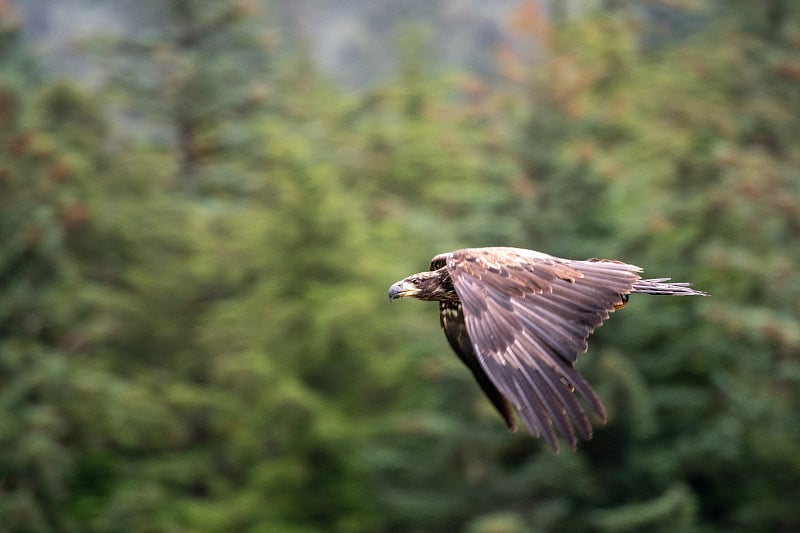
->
[[2, 0, 799, 531]]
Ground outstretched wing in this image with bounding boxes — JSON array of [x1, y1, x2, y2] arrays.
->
[[445, 247, 642, 451]]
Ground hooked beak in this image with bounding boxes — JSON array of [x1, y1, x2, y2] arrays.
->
[[388, 280, 420, 300]]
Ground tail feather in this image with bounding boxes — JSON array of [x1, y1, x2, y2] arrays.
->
[[632, 278, 707, 296]]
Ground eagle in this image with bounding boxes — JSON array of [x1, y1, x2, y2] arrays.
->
[[388, 247, 706, 452]]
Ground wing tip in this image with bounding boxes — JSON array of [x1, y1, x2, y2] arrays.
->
[[505, 412, 518, 432]]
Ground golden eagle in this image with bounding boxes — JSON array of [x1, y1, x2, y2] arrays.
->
[[388, 247, 706, 451]]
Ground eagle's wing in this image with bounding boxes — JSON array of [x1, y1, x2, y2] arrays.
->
[[445, 247, 642, 451]]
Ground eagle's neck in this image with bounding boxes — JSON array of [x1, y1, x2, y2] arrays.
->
[[415, 268, 459, 302]]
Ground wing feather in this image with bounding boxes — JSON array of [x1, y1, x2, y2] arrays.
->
[[439, 301, 517, 430], [446, 247, 641, 451], [509, 342, 575, 449], [512, 380, 546, 440], [528, 351, 593, 439]]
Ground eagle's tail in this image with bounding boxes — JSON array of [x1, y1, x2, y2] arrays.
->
[[632, 278, 708, 297]]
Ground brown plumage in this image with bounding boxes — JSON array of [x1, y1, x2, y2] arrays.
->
[[388, 247, 707, 452]]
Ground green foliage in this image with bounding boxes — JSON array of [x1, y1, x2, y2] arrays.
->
[[3, 1, 800, 531]]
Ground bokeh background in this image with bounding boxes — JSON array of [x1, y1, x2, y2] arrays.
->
[[2, 1, 799, 531]]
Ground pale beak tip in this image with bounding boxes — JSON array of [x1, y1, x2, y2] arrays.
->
[[388, 281, 403, 300]]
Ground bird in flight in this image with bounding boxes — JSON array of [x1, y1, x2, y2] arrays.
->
[[388, 247, 706, 452]]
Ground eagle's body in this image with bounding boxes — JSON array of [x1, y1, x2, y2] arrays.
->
[[388, 247, 706, 451]]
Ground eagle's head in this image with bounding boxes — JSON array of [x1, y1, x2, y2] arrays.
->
[[388, 268, 458, 302]]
